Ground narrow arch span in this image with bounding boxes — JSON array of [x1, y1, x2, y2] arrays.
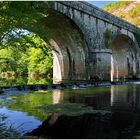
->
[[110, 34, 139, 81]]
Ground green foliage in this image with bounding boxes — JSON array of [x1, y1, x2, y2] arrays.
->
[[0, 76, 52, 87], [104, 28, 113, 48], [0, 1, 50, 40], [102, 1, 140, 27], [0, 32, 53, 77], [28, 47, 52, 75], [104, 28, 112, 40], [26, 34, 53, 76], [0, 49, 18, 73], [27, 77, 52, 85], [102, 1, 131, 13]]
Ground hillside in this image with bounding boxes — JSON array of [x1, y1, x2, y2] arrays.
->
[[102, 1, 140, 27]]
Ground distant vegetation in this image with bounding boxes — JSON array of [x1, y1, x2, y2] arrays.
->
[[103, 1, 140, 27], [0, 32, 53, 78]]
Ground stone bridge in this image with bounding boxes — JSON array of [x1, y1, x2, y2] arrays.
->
[[45, 1, 140, 83]]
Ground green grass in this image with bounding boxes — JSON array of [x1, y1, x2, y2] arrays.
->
[[103, 1, 132, 13], [102, 1, 140, 27]]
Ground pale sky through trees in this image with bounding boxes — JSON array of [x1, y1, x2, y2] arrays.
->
[[87, 1, 117, 7]]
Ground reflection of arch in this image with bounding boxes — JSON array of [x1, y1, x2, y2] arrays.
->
[[111, 56, 118, 81], [110, 84, 140, 112], [52, 51, 62, 84], [109, 34, 139, 81], [52, 89, 63, 104]]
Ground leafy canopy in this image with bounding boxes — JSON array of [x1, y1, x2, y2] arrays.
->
[[0, 1, 50, 40], [0, 33, 53, 76]]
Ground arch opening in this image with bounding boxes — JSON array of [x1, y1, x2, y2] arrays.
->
[[0, 29, 53, 85], [110, 34, 138, 81], [0, 8, 88, 85]]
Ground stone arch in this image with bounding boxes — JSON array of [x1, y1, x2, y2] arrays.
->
[[1, 7, 88, 84], [109, 34, 139, 81], [44, 9, 88, 83]]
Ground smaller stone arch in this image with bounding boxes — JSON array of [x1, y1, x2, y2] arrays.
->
[[109, 33, 140, 81]]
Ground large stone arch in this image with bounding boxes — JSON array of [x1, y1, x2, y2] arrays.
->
[[36, 2, 140, 83], [44, 9, 88, 84], [109, 33, 140, 81]]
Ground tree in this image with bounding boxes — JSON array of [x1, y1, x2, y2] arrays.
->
[[0, 1, 50, 41], [0, 2, 53, 81], [0, 32, 53, 77]]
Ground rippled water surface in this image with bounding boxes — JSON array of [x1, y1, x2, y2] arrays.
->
[[0, 84, 140, 138]]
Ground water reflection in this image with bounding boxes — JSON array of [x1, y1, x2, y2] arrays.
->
[[111, 84, 140, 112], [26, 84, 140, 139], [52, 90, 63, 104], [62, 87, 111, 110], [110, 84, 140, 139], [0, 84, 140, 138], [28, 112, 113, 139], [0, 107, 41, 134]]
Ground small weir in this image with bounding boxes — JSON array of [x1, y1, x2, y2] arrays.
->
[[0, 81, 140, 95]]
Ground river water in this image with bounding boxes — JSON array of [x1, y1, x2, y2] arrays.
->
[[0, 83, 140, 138]]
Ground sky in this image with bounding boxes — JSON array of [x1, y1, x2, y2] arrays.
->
[[87, 1, 117, 8]]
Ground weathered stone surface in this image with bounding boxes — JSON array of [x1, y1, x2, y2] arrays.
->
[[43, 1, 140, 83]]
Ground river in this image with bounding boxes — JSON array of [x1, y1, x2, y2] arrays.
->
[[0, 82, 140, 138]]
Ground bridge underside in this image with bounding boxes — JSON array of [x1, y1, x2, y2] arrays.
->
[[44, 10, 88, 84]]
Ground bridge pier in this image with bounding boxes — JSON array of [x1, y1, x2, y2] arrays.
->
[[89, 49, 112, 81]]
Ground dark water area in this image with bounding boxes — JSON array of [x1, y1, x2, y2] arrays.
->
[[0, 83, 140, 138]]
